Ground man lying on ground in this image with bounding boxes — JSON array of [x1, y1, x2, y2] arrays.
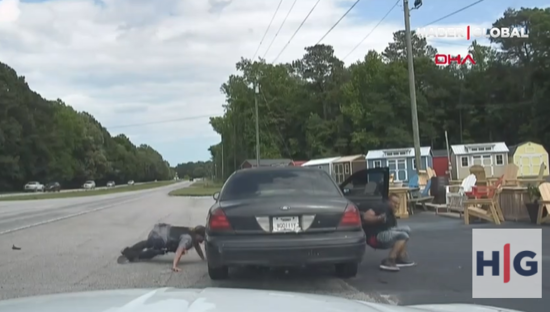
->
[[120, 223, 206, 272], [362, 193, 415, 271]]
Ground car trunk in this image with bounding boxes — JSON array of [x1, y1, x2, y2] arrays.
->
[[220, 196, 349, 234]]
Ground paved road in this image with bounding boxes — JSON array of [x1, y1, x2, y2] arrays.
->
[[0, 183, 374, 303], [346, 214, 550, 312], [0, 187, 547, 311], [0, 182, 149, 198], [0, 181, 189, 235]]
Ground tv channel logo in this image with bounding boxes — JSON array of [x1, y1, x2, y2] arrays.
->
[[472, 229, 542, 298]]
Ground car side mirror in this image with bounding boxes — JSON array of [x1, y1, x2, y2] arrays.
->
[[343, 188, 350, 195], [213, 192, 220, 201]]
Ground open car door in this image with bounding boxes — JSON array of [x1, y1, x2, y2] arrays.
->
[[339, 168, 389, 213]]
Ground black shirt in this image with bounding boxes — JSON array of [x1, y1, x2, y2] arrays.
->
[[362, 200, 397, 237]]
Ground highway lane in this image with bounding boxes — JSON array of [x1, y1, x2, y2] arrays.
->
[[0, 183, 386, 304], [0, 184, 543, 311], [0, 181, 189, 235], [0, 182, 151, 198]]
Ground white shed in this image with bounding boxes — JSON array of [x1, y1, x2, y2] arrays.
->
[[302, 157, 341, 177], [450, 142, 509, 180]]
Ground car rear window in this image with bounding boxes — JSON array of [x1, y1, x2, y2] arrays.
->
[[220, 169, 341, 200]]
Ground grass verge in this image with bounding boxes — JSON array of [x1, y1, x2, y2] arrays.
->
[[0, 180, 178, 201], [169, 180, 222, 197]]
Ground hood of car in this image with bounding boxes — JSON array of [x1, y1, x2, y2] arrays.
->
[[0, 288, 523, 312]]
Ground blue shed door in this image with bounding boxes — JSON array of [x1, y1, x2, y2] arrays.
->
[[387, 159, 407, 181]]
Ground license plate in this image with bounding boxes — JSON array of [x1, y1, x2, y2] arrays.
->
[[272, 216, 300, 233]]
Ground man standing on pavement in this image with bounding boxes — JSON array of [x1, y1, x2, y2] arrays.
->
[[362, 193, 415, 271]]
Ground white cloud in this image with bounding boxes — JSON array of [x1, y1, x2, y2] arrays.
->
[[0, 0, 488, 162], [0, 0, 20, 23]]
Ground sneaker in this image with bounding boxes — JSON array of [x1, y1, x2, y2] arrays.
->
[[379, 258, 399, 271], [396, 256, 416, 267], [117, 255, 130, 264], [121, 248, 137, 262]]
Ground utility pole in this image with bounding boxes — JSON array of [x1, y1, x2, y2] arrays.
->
[[221, 137, 224, 181], [210, 158, 218, 182], [458, 71, 464, 143], [403, 0, 421, 174], [254, 80, 260, 167], [233, 119, 237, 171]]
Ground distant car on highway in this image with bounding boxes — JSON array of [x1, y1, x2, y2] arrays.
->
[[106, 181, 115, 187], [127, 180, 135, 186], [83, 180, 96, 190], [204, 166, 389, 280], [24, 181, 44, 192], [45, 182, 61, 192]]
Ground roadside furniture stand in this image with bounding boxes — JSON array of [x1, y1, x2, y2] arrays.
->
[[444, 174, 476, 216], [536, 182, 550, 225], [463, 177, 505, 225], [405, 168, 435, 215]]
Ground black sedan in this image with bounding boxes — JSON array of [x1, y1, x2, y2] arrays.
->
[[205, 166, 389, 280]]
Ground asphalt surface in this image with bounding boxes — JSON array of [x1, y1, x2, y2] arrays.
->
[[0, 182, 147, 198], [0, 186, 548, 312], [347, 214, 550, 312]]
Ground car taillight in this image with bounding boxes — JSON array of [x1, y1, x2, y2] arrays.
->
[[339, 204, 361, 227], [208, 208, 232, 231]]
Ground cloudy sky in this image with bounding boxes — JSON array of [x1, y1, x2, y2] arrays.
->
[[0, 0, 543, 165]]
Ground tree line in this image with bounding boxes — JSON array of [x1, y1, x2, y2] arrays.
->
[[0, 63, 174, 191], [174, 161, 213, 180], [208, 7, 550, 180]]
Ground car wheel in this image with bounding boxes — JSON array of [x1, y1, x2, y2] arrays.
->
[[208, 263, 229, 280], [335, 262, 358, 278]]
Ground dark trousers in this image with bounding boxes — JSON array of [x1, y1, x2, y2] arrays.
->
[[126, 234, 167, 260]]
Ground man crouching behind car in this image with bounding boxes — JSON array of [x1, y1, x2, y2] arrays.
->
[[362, 193, 415, 271]]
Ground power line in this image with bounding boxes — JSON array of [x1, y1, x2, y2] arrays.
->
[[422, 0, 485, 27], [252, 0, 284, 61], [315, 0, 361, 45], [108, 114, 215, 129], [272, 0, 321, 63], [343, 0, 400, 61], [263, 0, 299, 59]]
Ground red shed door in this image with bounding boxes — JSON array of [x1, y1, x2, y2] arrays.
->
[[432, 156, 449, 176]]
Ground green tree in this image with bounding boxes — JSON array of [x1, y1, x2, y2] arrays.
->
[[0, 64, 174, 191], [208, 6, 550, 180]]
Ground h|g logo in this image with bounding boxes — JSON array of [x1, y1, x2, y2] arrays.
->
[[477, 243, 538, 283], [472, 229, 542, 298]]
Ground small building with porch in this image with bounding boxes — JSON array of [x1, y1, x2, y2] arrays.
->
[[449, 142, 509, 180], [331, 154, 367, 184], [507, 141, 549, 177], [365, 147, 432, 182], [240, 158, 293, 169], [301, 157, 340, 177]]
